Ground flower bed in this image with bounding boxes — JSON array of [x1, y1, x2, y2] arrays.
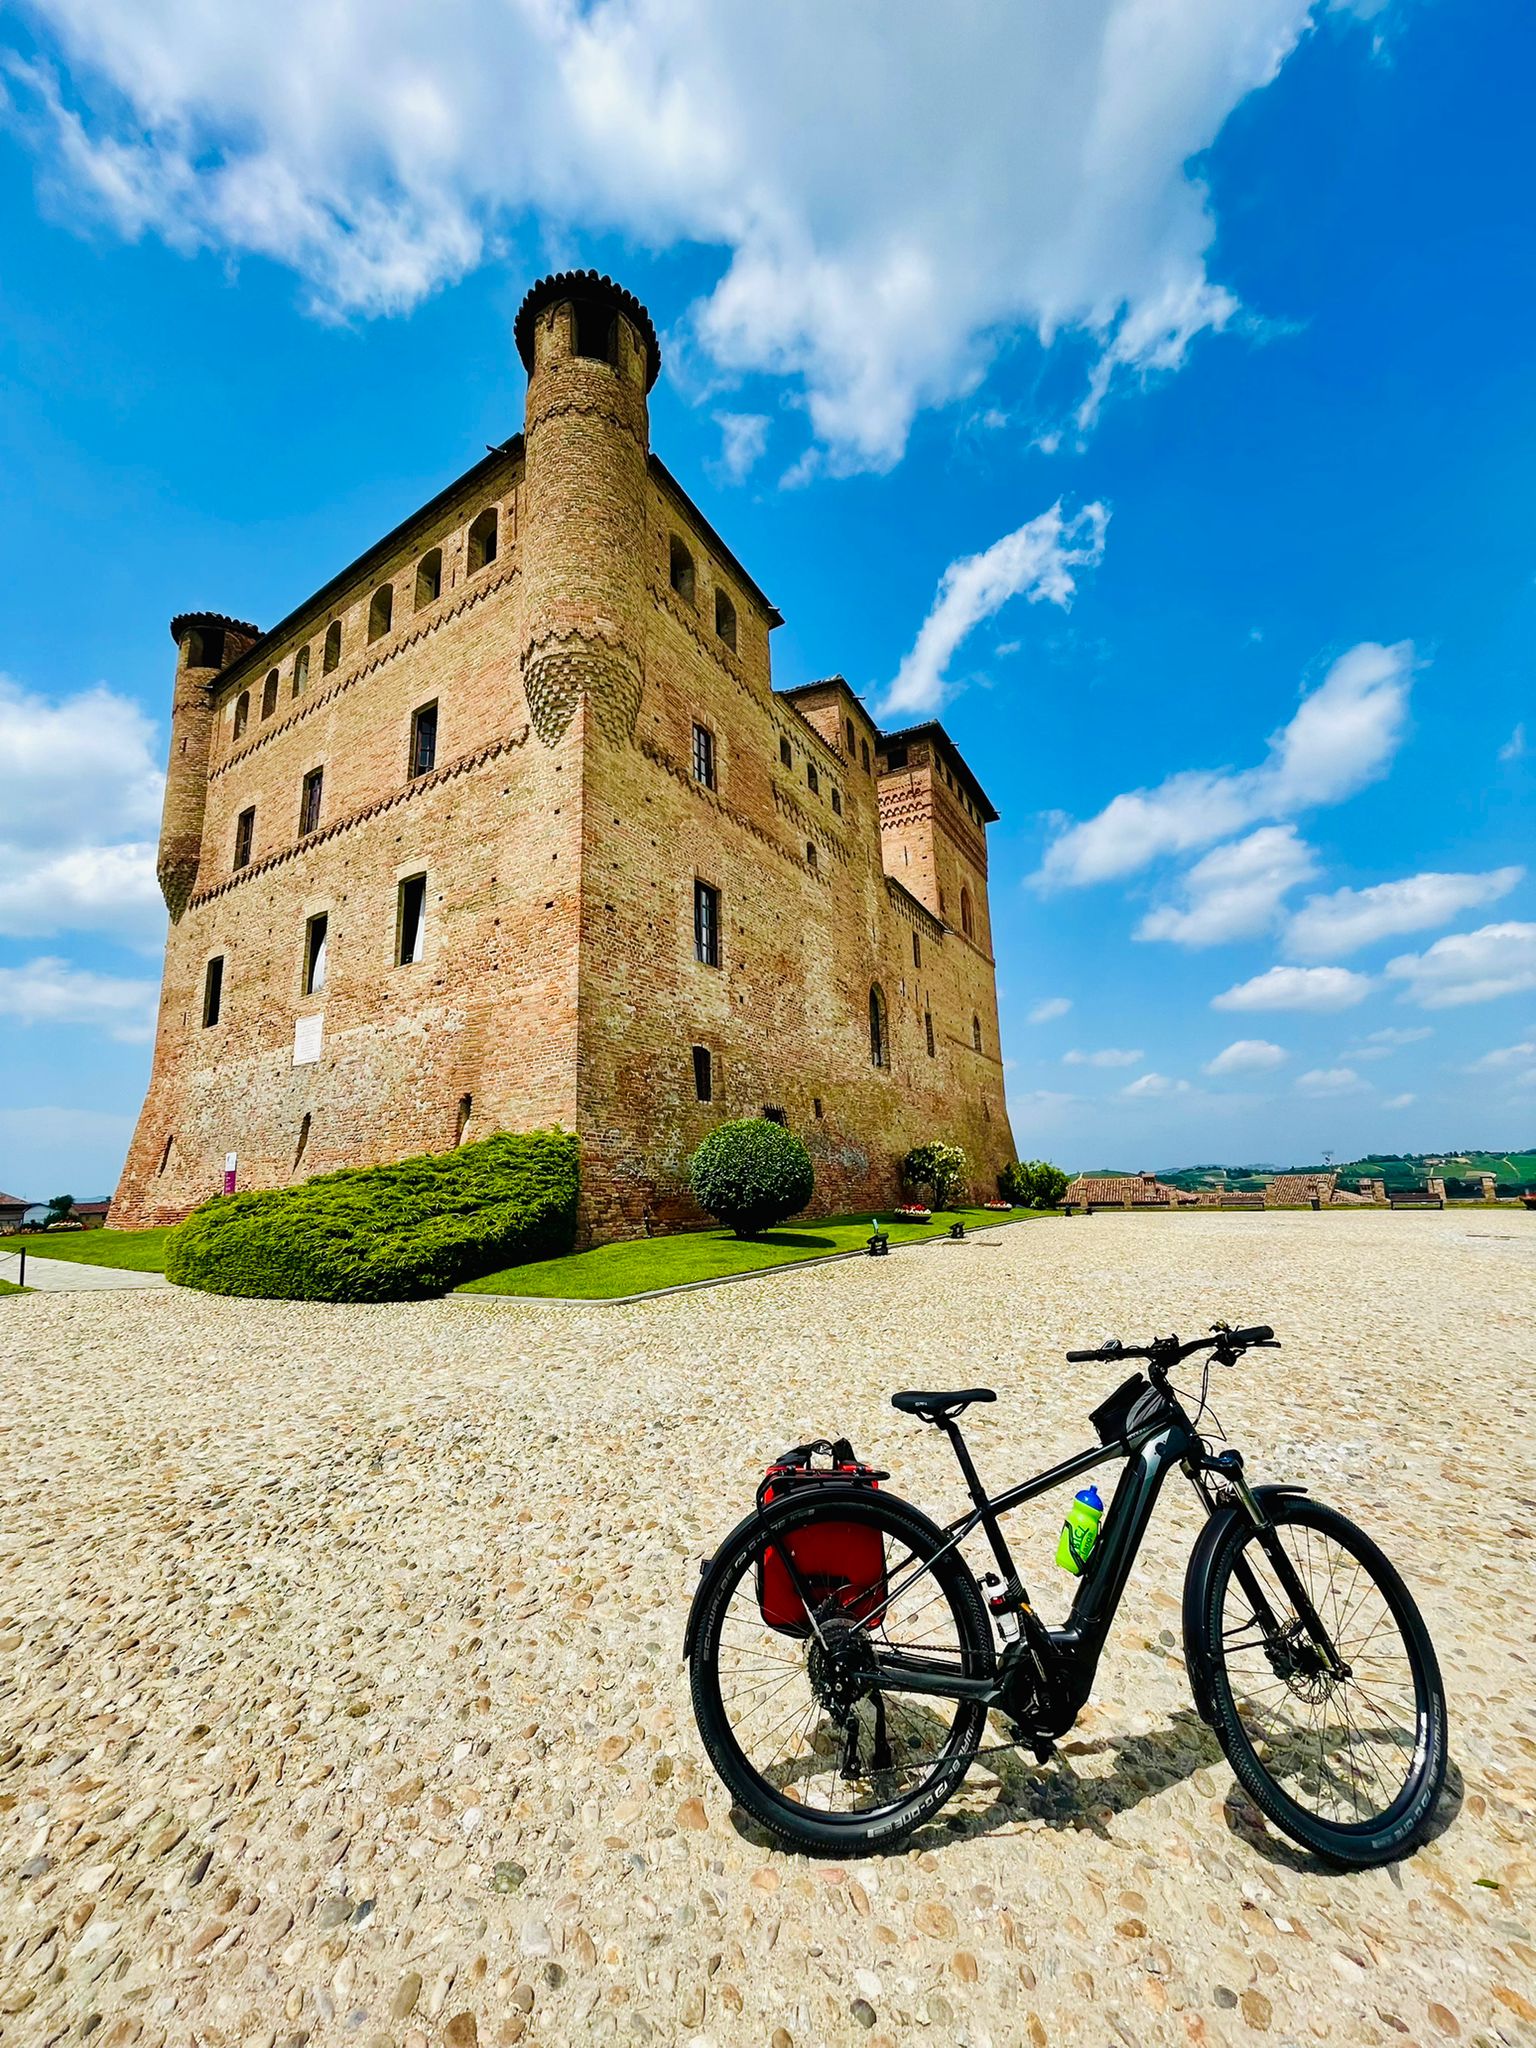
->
[[983, 1200, 1013, 1211], [893, 1204, 932, 1221]]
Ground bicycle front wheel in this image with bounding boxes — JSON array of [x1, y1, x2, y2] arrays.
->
[[1195, 1495, 1448, 1867], [689, 1488, 995, 1854]]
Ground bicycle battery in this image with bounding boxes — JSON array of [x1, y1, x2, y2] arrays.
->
[[755, 1438, 888, 1637]]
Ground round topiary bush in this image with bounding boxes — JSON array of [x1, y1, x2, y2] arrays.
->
[[688, 1118, 815, 1238]]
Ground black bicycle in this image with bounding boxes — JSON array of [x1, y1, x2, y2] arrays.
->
[[686, 1322, 1448, 1866]]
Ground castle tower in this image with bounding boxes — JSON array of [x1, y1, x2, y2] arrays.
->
[[157, 612, 261, 919], [512, 271, 659, 747]]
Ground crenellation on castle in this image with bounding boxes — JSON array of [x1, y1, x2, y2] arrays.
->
[[113, 271, 1017, 1241]]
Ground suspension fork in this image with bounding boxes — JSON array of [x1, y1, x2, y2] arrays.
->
[[1198, 1451, 1348, 1676]]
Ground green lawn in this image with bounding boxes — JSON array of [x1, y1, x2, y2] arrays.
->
[[1, 1227, 171, 1272], [0, 1276, 30, 1295], [460, 1206, 1048, 1300]]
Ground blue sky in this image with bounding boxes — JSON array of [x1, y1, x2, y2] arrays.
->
[[1, 0, 1532, 1198]]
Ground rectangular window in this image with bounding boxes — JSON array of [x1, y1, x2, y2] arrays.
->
[[912, 932, 921, 968], [925, 1009, 936, 1057], [304, 912, 329, 995], [299, 767, 324, 836], [692, 722, 716, 789], [807, 762, 820, 796], [692, 1045, 713, 1102], [762, 1105, 787, 1126], [694, 880, 720, 967], [202, 955, 224, 1028], [410, 702, 438, 779], [397, 874, 427, 965], [779, 736, 793, 770], [831, 787, 842, 816], [233, 806, 255, 870]]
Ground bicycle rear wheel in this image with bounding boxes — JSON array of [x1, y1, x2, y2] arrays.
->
[[1195, 1495, 1447, 1866], [689, 1489, 995, 1854]]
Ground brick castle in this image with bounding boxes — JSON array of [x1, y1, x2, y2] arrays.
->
[[113, 272, 1016, 1240]]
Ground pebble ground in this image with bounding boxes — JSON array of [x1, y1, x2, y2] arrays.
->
[[1, 1211, 1533, 2048]]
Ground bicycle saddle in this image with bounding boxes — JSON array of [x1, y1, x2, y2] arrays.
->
[[891, 1388, 997, 1423]]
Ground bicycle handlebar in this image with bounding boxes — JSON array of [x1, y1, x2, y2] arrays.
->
[[1065, 1323, 1277, 1366]]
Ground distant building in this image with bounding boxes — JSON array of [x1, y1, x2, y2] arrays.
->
[[0, 1191, 29, 1233], [1064, 1172, 1191, 1208]]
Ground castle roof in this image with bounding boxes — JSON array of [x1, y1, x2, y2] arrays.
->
[[169, 611, 263, 647], [514, 271, 662, 392], [875, 720, 1000, 823]]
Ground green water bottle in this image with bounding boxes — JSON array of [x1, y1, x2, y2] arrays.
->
[[1056, 1485, 1104, 1575]]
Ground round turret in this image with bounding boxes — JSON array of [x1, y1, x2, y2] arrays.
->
[[514, 272, 656, 747], [157, 612, 262, 919]]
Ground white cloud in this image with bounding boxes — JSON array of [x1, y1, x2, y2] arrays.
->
[[713, 411, 769, 482], [1347, 1026, 1432, 1057], [1137, 824, 1316, 948], [1468, 1040, 1536, 1071], [1204, 1038, 1287, 1075], [1385, 922, 1536, 1009], [1295, 1066, 1363, 1096], [1026, 996, 1072, 1024], [1063, 1047, 1143, 1068], [1382, 1092, 1416, 1109], [0, 842, 164, 948], [0, 674, 162, 848], [1284, 866, 1523, 959], [1499, 724, 1526, 763], [0, 956, 159, 1041], [1122, 1072, 1191, 1098], [1038, 641, 1414, 888], [0, 676, 166, 949], [882, 502, 1106, 716], [1212, 964, 1375, 1012], [5, 2, 1376, 473]]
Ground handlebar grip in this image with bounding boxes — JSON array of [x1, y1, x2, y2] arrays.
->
[[1065, 1347, 1106, 1362], [1231, 1324, 1274, 1345]]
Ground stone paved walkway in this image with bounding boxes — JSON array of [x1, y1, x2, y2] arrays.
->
[[0, 1250, 167, 1291], [0, 1212, 1532, 2046]]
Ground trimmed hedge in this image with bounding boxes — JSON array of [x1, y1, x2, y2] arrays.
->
[[688, 1118, 815, 1237], [165, 1130, 579, 1301]]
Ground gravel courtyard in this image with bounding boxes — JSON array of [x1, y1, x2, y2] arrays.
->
[[2, 1212, 1534, 2048]]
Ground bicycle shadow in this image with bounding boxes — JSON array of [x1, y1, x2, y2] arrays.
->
[[727, 1705, 1463, 1873]]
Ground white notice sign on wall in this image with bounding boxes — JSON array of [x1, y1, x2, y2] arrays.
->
[[293, 1014, 323, 1066]]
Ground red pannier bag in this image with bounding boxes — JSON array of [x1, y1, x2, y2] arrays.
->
[[755, 1437, 888, 1637]]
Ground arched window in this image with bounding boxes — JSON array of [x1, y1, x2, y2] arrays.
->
[[869, 985, 887, 1069], [261, 669, 278, 719], [232, 691, 250, 739], [806, 841, 818, 870], [415, 548, 442, 609], [669, 535, 695, 603], [467, 508, 498, 573], [368, 583, 394, 642], [846, 717, 856, 754], [186, 627, 224, 668], [292, 645, 309, 697], [972, 1014, 983, 1052], [323, 620, 342, 673], [960, 886, 974, 939], [714, 587, 736, 649]]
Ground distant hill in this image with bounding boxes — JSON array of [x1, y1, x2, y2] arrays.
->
[[1145, 1152, 1536, 1195]]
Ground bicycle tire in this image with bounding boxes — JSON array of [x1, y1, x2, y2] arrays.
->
[[689, 1488, 995, 1854], [1193, 1494, 1447, 1867]]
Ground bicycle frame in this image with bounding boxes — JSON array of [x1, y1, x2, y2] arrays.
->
[[859, 1405, 1203, 1736]]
